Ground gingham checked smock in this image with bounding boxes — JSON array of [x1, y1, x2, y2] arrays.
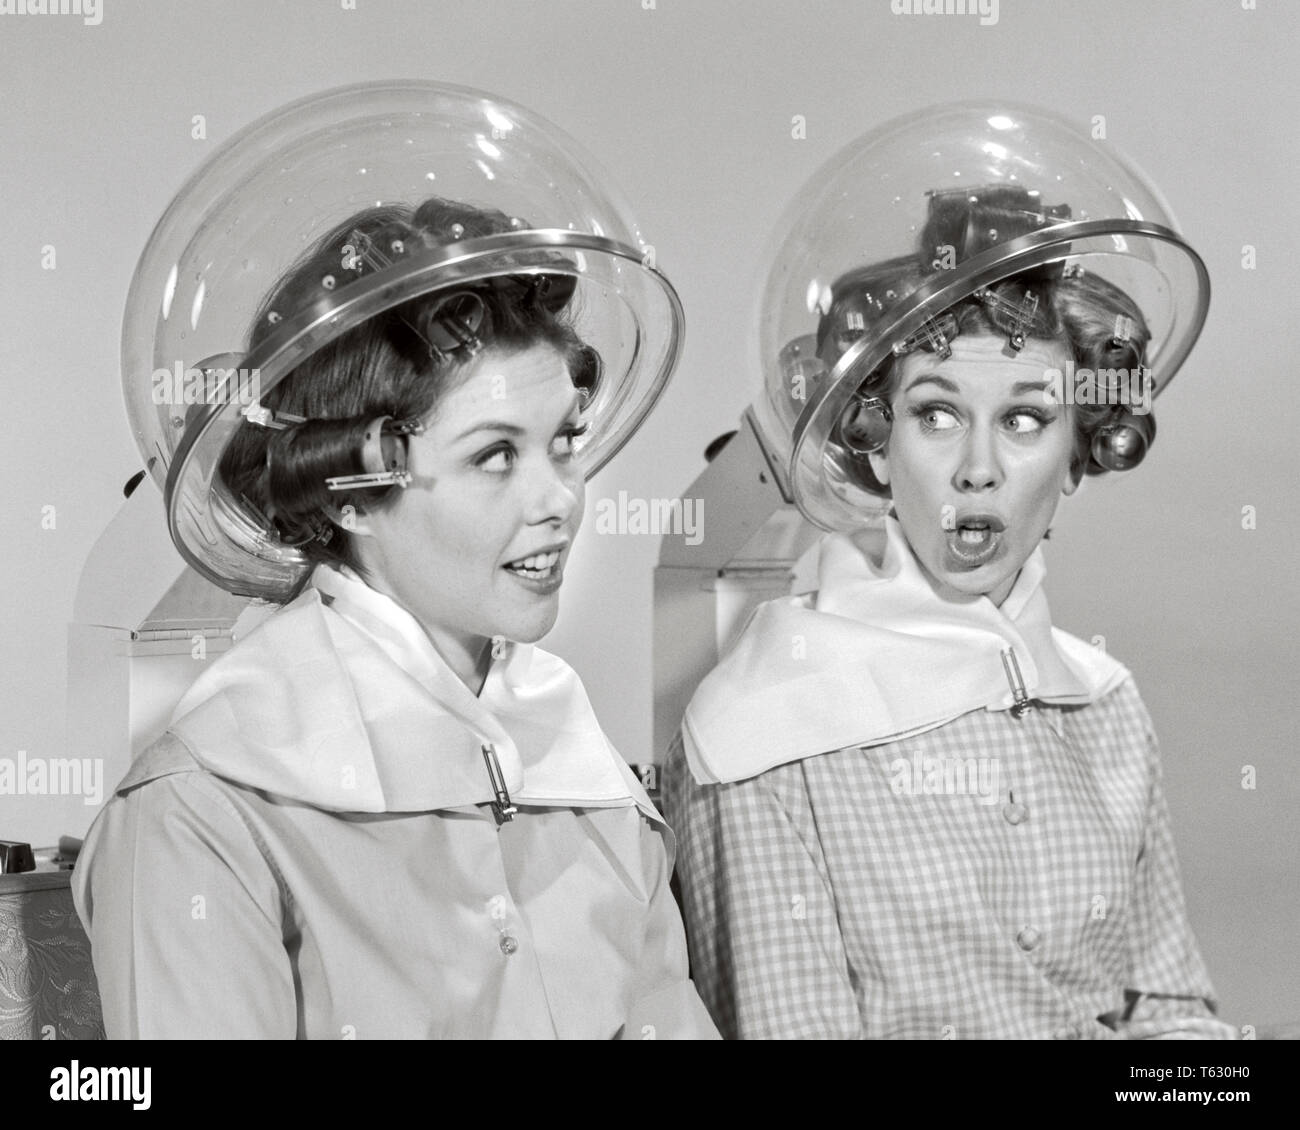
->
[[662, 521, 1229, 1040]]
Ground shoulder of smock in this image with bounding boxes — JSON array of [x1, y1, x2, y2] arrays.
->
[[75, 732, 289, 931]]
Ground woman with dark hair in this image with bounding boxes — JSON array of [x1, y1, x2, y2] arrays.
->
[[74, 83, 716, 1040], [662, 107, 1235, 1041]]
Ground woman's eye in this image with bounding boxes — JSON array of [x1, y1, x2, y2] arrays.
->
[[475, 443, 516, 472], [910, 404, 960, 431], [552, 422, 589, 458], [1005, 410, 1050, 434]]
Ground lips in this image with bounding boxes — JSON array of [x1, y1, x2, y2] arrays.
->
[[503, 549, 561, 578], [946, 512, 1005, 568], [952, 512, 1006, 533], [502, 542, 568, 585]]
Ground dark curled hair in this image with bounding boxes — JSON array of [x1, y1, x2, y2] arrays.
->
[[827, 185, 1154, 496], [219, 197, 599, 599]]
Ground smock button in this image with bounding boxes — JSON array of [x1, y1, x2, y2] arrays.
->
[[1016, 926, 1041, 951], [1002, 800, 1028, 825], [499, 934, 518, 956]]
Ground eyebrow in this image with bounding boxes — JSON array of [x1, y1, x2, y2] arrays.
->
[[456, 421, 525, 440], [902, 375, 1053, 397], [902, 374, 958, 395], [1011, 380, 1051, 395], [454, 392, 583, 442]]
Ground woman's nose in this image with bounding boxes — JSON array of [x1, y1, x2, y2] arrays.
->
[[953, 423, 1002, 492], [528, 460, 582, 525]]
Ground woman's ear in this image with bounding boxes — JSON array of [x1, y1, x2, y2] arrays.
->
[[867, 447, 891, 488]]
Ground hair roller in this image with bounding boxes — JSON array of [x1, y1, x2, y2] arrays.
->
[[571, 343, 603, 409], [322, 415, 425, 491], [837, 394, 893, 455], [265, 418, 359, 502], [1092, 318, 1144, 385], [526, 272, 578, 314], [921, 185, 1071, 268], [1089, 409, 1156, 473]]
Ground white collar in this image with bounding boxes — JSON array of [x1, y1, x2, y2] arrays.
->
[[681, 517, 1129, 786], [159, 564, 646, 814]]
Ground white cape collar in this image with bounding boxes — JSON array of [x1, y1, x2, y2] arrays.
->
[[153, 564, 643, 814], [682, 518, 1129, 786]]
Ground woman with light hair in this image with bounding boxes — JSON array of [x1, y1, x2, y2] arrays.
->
[[663, 105, 1234, 1041]]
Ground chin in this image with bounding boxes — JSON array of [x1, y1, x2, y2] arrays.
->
[[509, 624, 553, 645], [947, 575, 1000, 600], [503, 608, 560, 645], [925, 559, 1009, 601]]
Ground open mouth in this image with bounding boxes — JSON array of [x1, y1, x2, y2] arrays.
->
[[502, 549, 562, 581], [946, 515, 1004, 567]]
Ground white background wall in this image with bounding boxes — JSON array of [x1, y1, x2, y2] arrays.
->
[[2, 0, 1296, 1028]]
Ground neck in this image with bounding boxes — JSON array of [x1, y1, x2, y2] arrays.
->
[[351, 545, 498, 695], [435, 631, 494, 696], [397, 610, 493, 696], [350, 570, 494, 695]]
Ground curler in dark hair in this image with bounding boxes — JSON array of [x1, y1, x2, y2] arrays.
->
[[219, 196, 599, 600], [920, 185, 1071, 269], [260, 417, 376, 524]]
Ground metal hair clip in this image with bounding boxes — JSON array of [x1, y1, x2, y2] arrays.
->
[[385, 417, 426, 437], [527, 274, 554, 307], [325, 470, 411, 491], [324, 415, 423, 492], [345, 227, 401, 276], [1016, 200, 1071, 229], [974, 288, 1039, 351], [424, 290, 486, 360], [892, 311, 959, 361], [289, 514, 335, 548], [1109, 314, 1136, 347], [838, 308, 868, 346], [343, 228, 486, 364], [243, 402, 307, 430]]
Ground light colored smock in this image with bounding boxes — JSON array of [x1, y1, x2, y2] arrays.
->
[[74, 564, 718, 1040]]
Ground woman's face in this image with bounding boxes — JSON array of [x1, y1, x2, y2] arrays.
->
[[867, 334, 1079, 606], [351, 343, 585, 680]]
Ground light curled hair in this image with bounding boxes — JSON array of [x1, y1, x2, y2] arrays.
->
[[820, 186, 1154, 497]]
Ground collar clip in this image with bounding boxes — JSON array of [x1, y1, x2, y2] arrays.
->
[[1000, 647, 1034, 718], [481, 743, 518, 824]]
